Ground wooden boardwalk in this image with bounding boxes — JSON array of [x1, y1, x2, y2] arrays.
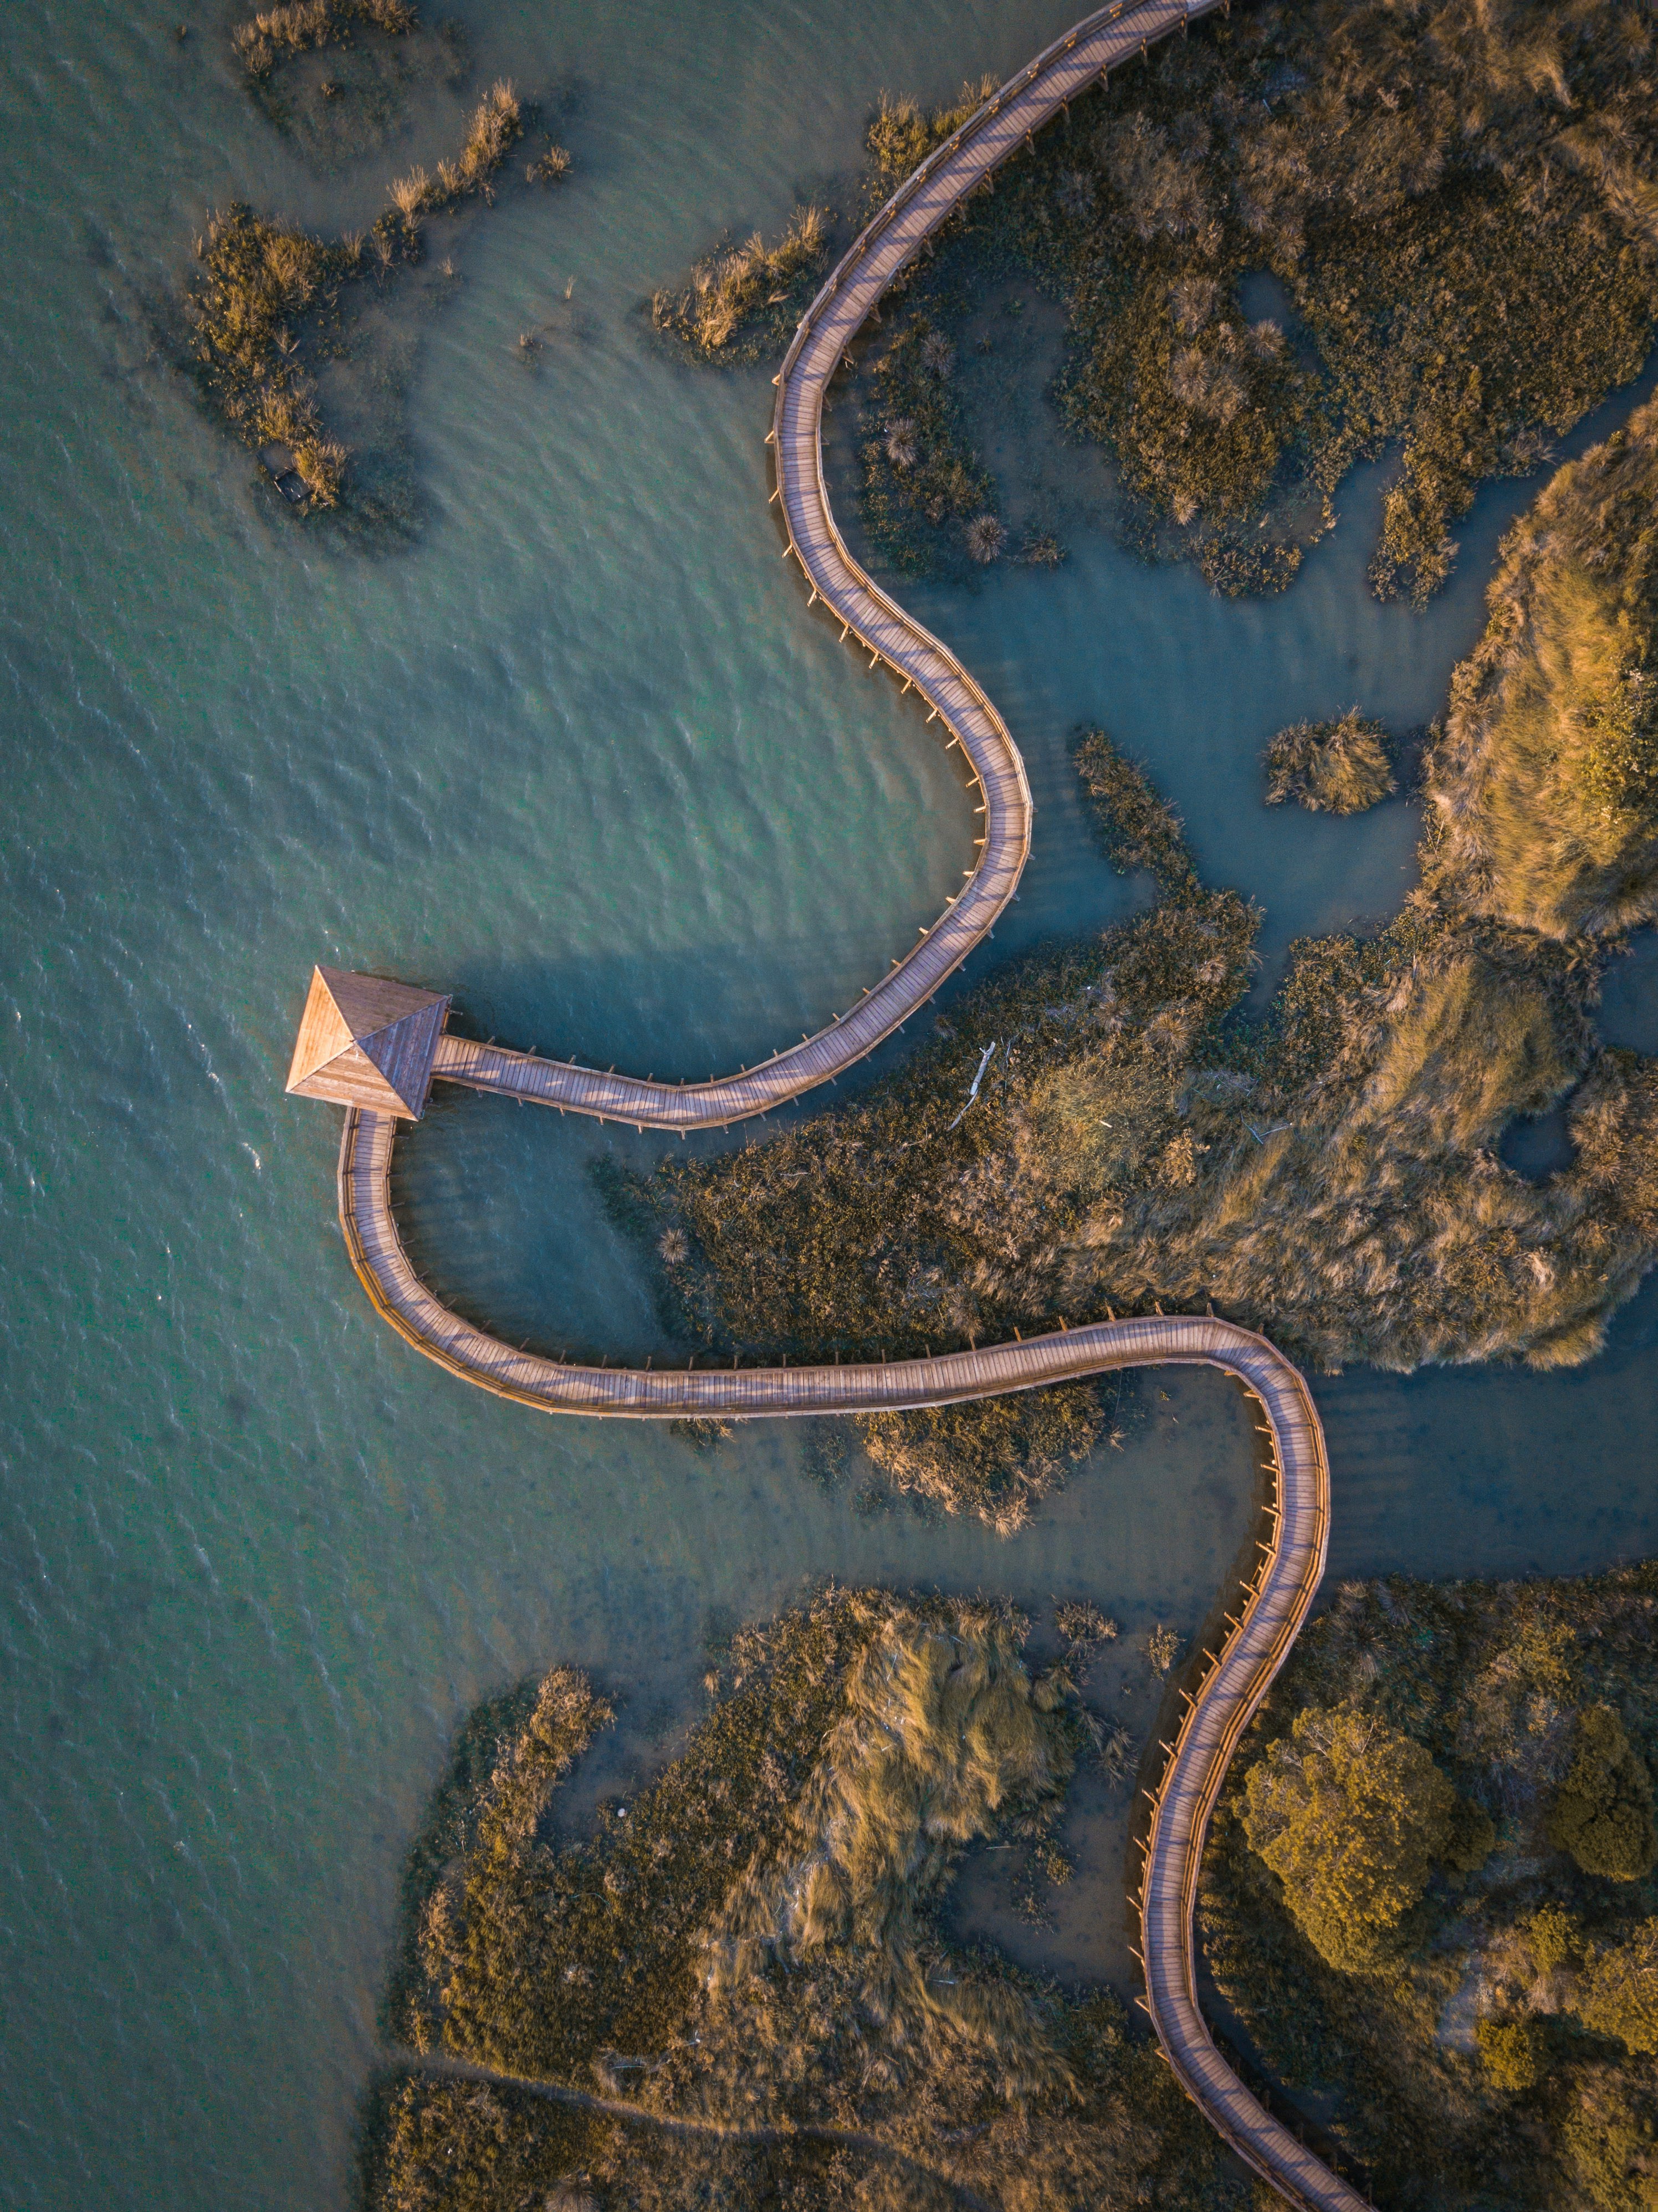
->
[[307, 7, 1379, 2204], [336, 1114, 1368, 2210], [431, 0, 1226, 1130]]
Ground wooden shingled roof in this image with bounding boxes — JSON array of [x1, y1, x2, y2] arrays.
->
[[286, 966, 449, 1119]]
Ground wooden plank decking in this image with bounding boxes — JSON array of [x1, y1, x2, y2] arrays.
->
[[309, 8, 1380, 2205]]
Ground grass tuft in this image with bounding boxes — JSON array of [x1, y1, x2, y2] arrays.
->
[[1264, 709, 1397, 815], [650, 204, 832, 364]]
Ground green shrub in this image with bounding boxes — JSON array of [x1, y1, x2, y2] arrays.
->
[[1578, 1922, 1658, 2055], [1051, 0, 1658, 602], [1547, 1705, 1658, 1881], [1559, 2066, 1658, 2212], [1241, 1704, 1462, 1972], [1530, 1902, 1582, 1976], [1200, 1568, 1658, 2209], [1444, 1794, 1497, 1875], [1476, 2015, 1545, 2092]]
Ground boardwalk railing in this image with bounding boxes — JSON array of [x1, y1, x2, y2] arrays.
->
[[301, 6, 1380, 2204]]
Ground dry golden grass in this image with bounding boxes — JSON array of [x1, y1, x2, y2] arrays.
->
[[651, 204, 831, 362], [1265, 710, 1397, 815], [367, 1591, 1235, 2211], [231, 0, 416, 78], [1428, 392, 1658, 938]]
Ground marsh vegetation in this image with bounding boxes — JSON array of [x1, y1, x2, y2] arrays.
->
[[184, 81, 557, 536], [658, 0, 1658, 596], [606, 408, 1658, 1527], [1429, 392, 1658, 938], [232, 0, 418, 81], [364, 1589, 1243, 2211], [1263, 709, 1397, 816], [231, 0, 472, 167], [650, 204, 833, 366], [1201, 1561, 1658, 2208], [997, 0, 1658, 596]]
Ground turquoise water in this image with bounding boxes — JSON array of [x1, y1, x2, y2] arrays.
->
[[2, 3, 1655, 2206]]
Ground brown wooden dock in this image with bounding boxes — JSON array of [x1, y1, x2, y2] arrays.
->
[[295, 7, 1379, 2204]]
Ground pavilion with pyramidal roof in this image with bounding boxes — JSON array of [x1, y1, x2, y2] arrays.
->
[[285, 966, 450, 1119]]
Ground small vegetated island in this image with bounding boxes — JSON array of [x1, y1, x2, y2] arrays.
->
[[181, 3, 571, 537]]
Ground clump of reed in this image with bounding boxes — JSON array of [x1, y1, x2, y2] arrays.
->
[[1426, 390, 1658, 938], [862, 78, 997, 208], [1145, 1623, 1183, 1677], [185, 203, 375, 505], [650, 203, 831, 363], [1057, 1599, 1119, 1661], [389, 81, 523, 212], [1020, 528, 1065, 566], [232, 0, 416, 80], [1073, 728, 1201, 895], [1264, 708, 1398, 814], [859, 1383, 1106, 1535], [525, 140, 571, 187], [1201, 1561, 1658, 2208], [366, 1589, 1234, 2212]]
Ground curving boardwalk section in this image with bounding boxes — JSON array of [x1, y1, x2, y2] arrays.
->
[[337, 1119, 1368, 2210], [429, 0, 1226, 1132], [305, 6, 1376, 2205]]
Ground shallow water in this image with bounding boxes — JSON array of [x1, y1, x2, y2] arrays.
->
[[2, 3, 1655, 2207]]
